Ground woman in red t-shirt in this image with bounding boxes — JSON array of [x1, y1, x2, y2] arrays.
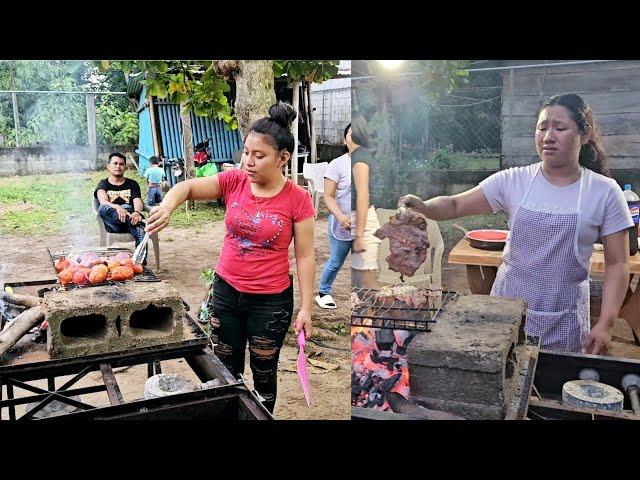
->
[[146, 102, 315, 413]]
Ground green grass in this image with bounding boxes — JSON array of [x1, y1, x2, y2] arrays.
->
[[404, 154, 500, 171], [448, 155, 499, 170], [437, 213, 509, 249], [0, 170, 224, 236]]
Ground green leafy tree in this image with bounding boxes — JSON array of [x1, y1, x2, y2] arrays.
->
[[96, 95, 139, 145], [0, 61, 138, 147], [354, 61, 472, 207], [100, 60, 339, 133], [24, 77, 87, 145]]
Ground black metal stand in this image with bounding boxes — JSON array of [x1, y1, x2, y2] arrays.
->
[[0, 341, 272, 421]]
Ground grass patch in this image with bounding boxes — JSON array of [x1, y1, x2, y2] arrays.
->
[[449, 155, 499, 170], [0, 170, 224, 236], [437, 213, 508, 248]]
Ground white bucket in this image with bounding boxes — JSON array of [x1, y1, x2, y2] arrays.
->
[[144, 373, 195, 400]]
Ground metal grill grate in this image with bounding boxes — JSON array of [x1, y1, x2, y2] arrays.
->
[[48, 248, 161, 290], [350, 287, 457, 332]]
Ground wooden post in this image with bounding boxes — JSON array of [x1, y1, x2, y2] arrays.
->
[[291, 81, 300, 183], [306, 82, 317, 163], [11, 92, 20, 147], [180, 102, 195, 210], [86, 93, 98, 163], [180, 103, 194, 179], [148, 95, 161, 156]]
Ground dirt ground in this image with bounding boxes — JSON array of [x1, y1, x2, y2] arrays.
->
[[0, 215, 351, 420]]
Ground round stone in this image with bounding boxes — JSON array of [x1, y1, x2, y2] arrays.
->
[[562, 379, 624, 411]]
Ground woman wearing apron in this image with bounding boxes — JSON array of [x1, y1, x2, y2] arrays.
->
[[399, 94, 632, 354]]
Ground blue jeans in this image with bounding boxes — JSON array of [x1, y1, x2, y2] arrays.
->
[[147, 186, 163, 206], [319, 230, 353, 295], [97, 204, 147, 264]]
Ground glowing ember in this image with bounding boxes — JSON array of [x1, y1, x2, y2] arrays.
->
[[351, 326, 415, 411]]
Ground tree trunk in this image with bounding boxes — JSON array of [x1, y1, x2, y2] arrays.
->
[[305, 82, 317, 163], [180, 102, 195, 209], [180, 102, 195, 179], [0, 305, 46, 356], [235, 61, 276, 139]]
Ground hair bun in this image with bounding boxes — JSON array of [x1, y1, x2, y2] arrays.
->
[[268, 101, 297, 129]]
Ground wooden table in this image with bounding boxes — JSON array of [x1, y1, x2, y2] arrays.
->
[[448, 238, 640, 340]]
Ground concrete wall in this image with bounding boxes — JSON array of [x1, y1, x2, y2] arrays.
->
[[0, 145, 137, 177], [372, 168, 640, 209], [501, 60, 640, 170], [373, 169, 497, 208], [311, 77, 351, 146]]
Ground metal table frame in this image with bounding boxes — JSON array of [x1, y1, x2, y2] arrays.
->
[[1, 279, 272, 421]]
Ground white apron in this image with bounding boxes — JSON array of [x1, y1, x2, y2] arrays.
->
[[491, 165, 590, 352]]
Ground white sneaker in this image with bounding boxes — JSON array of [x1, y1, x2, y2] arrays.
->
[[315, 294, 337, 309]]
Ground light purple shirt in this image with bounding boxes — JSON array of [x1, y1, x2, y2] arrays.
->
[[480, 162, 633, 265], [324, 153, 352, 241]]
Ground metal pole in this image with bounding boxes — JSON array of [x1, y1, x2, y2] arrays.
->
[[0, 89, 126, 95], [291, 81, 300, 182], [12, 92, 19, 147], [86, 93, 97, 163]]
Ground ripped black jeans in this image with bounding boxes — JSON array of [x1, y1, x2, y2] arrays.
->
[[209, 273, 293, 413]]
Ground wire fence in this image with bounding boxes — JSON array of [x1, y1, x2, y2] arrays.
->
[[311, 85, 351, 145], [0, 90, 130, 148], [352, 70, 503, 174]]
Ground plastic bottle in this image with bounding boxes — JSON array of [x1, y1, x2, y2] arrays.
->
[[623, 184, 639, 256]]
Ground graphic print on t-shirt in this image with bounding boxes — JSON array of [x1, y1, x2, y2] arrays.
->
[[106, 189, 132, 204], [227, 202, 284, 256]]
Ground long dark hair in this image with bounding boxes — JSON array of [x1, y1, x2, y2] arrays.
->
[[342, 122, 350, 154], [351, 111, 371, 149], [538, 94, 610, 177], [247, 101, 297, 154]]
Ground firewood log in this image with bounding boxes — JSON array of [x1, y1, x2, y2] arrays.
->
[[0, 305, 46, 356], [0, 291, 42, 309], [387, 392, 465, 420]]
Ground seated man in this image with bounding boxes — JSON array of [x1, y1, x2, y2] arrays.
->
[[94, 152, 147, 264]]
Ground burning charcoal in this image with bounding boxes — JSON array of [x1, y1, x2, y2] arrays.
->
[[375, 328, 395, 350], [394, 329, 414, 347], [374, 209, 430, 278], [379, 373, 402, 393], [367, 389, 385, 408], [370, 350, 397, 370], [362, 373, 375, 391], [396, 345, 408, 356]]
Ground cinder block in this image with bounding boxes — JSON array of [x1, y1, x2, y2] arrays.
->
[[45, 281, 184, 358], [408, 294, 527, 419]]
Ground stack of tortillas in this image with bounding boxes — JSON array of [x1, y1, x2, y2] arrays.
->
[[562, 379, 624, 411]]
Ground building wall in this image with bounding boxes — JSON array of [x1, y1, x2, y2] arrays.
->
[[501, 60, 640, 170], [311, 77, 351, 146], [0, 145, 137, 177]]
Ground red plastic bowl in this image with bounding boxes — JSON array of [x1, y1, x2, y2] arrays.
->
[[467, 230, 509, 242]]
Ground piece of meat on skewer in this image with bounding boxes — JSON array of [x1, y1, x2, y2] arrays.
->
[[374, 209, 430, 279]]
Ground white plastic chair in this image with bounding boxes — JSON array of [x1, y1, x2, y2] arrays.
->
[[375, 208, 444, 289], [302, 162, 329, 219], [92, 197, 161, 271]]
